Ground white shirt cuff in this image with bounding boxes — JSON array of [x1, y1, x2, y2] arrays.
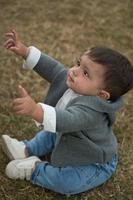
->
[[34, 103, 56, 133], [23, 46, 41, 70]]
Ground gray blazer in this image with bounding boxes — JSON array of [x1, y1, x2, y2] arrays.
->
[[34, 53, 123, 167]]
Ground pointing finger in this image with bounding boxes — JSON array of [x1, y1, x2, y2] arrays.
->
[[18, 85, 28, 97]]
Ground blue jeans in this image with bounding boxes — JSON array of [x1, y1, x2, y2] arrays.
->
[[24, 130, 118, 196]]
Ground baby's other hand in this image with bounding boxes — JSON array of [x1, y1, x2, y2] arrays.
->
[[4, 30, 29, 59], [13, 85, 38, 117]]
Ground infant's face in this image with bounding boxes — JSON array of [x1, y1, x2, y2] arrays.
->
[[66, 55, 105, 96]]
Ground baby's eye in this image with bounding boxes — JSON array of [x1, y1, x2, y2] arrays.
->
[[83, 70, 89, 77]]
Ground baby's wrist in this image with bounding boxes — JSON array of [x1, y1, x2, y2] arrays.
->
[[22, 46, 30, 59], [31, 104, 43, 123]]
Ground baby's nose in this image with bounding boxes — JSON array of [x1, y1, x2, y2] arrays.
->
[[73, 68, 78, 77]]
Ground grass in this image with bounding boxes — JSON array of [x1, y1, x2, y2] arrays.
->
[[0, 0, 133, 199]]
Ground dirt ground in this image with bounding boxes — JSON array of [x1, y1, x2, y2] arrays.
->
[[0, 0, 133, 199]]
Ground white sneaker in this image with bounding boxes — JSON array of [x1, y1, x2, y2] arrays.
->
[[5, 156, 41, 180], [1, 135, 26, 160]]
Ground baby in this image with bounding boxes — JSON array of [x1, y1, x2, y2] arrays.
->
[[1, 30, 133, 196]]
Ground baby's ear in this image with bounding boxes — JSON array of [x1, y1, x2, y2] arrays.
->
[[97, 90, 110, 100]]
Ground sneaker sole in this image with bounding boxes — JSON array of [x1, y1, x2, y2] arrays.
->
[[1, 135, 15, 160]]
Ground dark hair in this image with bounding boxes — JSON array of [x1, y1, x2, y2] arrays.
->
[[85, 47, 133, 101]]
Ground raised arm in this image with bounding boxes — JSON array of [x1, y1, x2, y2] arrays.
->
[[23, 47, 66, 83]]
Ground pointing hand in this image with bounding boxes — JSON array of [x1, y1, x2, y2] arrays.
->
[[13, 85, 38, 117]]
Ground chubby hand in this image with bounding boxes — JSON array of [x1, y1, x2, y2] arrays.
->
[[4, 30, 29, 59], [13, 85, 43, 123]]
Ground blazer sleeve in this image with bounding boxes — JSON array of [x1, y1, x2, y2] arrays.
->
[[23, 46, 66, 83], [55, 102, 103, 133], [33, 102, 102, 133], [34, 54, 66, 83]]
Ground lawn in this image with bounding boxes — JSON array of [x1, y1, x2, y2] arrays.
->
[[0, 0, 133, 199]]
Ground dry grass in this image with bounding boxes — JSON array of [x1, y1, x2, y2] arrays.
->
[[0, 0, 133, 199]]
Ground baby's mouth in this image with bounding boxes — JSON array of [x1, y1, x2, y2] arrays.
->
[[67, 72, 74, 82]]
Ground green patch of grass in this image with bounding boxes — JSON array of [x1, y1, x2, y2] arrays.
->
[[128, 24, 133, 29]]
